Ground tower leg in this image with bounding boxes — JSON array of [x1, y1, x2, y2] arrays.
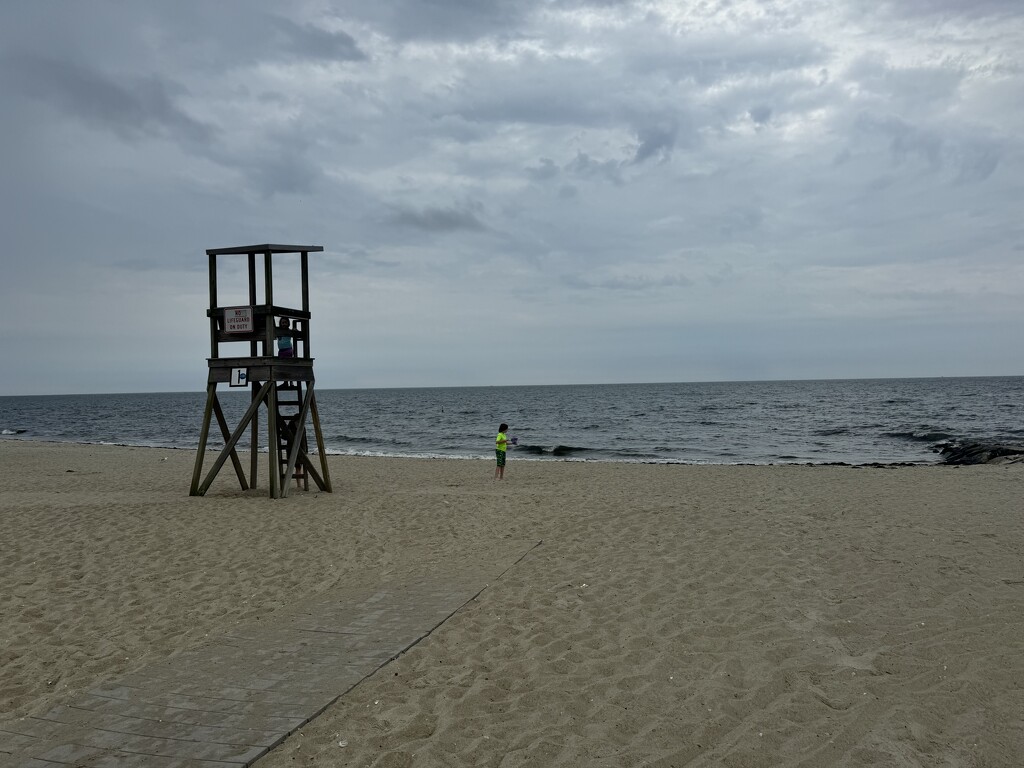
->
[[310, 389, 333, 492], [189, 383, 217, 496], [268, 381, 281, 499], [249, 381, 260, 489]]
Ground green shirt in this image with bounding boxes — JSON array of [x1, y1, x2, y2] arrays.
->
[[496, 431, 508, 452]]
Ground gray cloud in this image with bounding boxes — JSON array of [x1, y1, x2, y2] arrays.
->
[[863, 0, 1023, 21], [329, 0, 540, 42], [565, 152, 626, 185], [3, 54, 215, 145], [345, 0, 638, 43], [632, 119, 679, 164], [0, 0, 1021, 394], [846, 53, 965, 111], [563, 271, 694, 291], [388, 203, 488, 232], [623, 29, 828, 86], [749, 105, 773, 126], [526, 157, 560, 181], [246, 152, 325, 197], [270, 17, 367, 61], [854, 112, 1003, 182]]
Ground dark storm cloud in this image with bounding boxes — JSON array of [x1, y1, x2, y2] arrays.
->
[[269, 17, 367, 62], [337, 0, 674, 44], [631, 119, 678, 164], [245, 152, 325, 197], [2, 54, 215, 145], [0, 3, 368, 78], [334, 0, 538, 42], [330, 0, 634, 43], [448, 66, 613, 129], [525, 158, 560, 181], [389, 203, 487, 232], [565, 152, 625, 185], [749, 105, 773, 126], [168, 10, 369, 69]]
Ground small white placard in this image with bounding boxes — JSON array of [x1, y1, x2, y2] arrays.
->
[[224, 306, 254, 333], [230, 368, 249, 387]]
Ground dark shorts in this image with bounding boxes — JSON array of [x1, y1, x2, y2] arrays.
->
[[279, 349, 293, 358], [495, 449, 506, 467]]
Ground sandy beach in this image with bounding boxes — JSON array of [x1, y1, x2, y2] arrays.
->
[[2, 440, 1023, 766]]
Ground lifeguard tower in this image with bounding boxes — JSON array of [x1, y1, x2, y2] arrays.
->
[[189, 244, 333, 498]]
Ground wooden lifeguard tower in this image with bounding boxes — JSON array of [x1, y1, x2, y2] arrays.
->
[[189, 244, 333, 498]]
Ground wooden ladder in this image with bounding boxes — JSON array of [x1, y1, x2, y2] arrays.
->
[[275, 381, 309, 492]]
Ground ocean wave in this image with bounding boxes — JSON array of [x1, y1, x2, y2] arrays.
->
[[330, 434, 415, 449], [1, 428, 28, 435], [330, 434, 379, 444], [883, 429, 955, 443], [323, 448, 488, 460], [514, 443, 596, 457]]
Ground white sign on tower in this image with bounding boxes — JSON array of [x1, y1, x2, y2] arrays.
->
[[224, 306, 254, 333]]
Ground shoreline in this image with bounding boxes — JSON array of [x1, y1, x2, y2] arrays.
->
[[3, 440, 1023, 765], [0, 435, 960, 467]]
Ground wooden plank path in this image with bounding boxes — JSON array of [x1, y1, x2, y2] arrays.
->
[[1, 544, 539, 767]]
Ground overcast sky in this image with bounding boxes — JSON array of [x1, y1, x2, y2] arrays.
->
[[1, 0, 1022, 395]]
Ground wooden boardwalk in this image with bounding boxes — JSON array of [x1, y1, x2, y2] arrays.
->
[[1, 545, 537, 767]]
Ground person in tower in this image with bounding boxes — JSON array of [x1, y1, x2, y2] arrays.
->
[[277, 317, 294, 358]]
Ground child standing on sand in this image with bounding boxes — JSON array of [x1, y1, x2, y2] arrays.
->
[[495, 423, 509, 480]]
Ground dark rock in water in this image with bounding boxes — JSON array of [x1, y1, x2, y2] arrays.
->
[[934, 441, 1024, 465]]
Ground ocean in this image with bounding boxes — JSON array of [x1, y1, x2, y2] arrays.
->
[[2, 377, 1022, 465]]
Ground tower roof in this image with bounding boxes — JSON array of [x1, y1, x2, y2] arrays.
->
[[206, 244, 324, 256]]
